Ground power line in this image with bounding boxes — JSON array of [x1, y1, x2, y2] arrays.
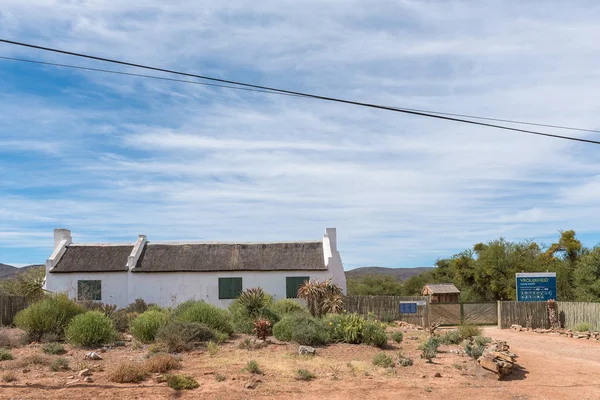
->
[[2, 55, 599, 135], [1, 38, 600, 145], [0, 56, 301, 98]]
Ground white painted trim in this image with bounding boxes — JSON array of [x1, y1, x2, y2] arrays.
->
[[127, 235, 147, 270]]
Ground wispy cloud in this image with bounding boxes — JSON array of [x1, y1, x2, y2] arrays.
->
[[2, 1, 600, 268]]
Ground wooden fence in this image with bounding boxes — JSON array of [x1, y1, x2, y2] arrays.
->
[[343, 296, 429, 326], [497, 301, 600, 330], [343, 296, 498, 327], [0, 295, 28, 326]]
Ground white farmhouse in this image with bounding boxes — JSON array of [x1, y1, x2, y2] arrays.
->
[[44, 228, 346, 309]]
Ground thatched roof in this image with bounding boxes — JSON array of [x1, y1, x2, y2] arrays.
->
[[50, 245, 132, 273], [423, 283, 460, 294], [132, 242, 326, 272], [50, 241, 326, 273]]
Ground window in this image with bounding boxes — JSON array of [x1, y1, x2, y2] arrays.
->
[[77, 280, 101, 301], [399, 302, 417, 314], [219, 277, 242, 299], [286, 276, 310, 298]]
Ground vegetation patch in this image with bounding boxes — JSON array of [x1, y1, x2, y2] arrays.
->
[[391, 332, 404, 343], [144, 353, 181, 373], [14, 294, 85, 341], [574, 322, 592, 332], [129, 310, 168, 343], [372, 353, 394, 368], [108, 361, 148, 383], [66, 311, 117, 347], [41, 342, 66, 355], [49, 357, 70, 372], [166, 374, 199, 390], [156, 320, 214, 352], [173, 300, 233, 335], [419, 338, 440, 363], [0, 348, 14, 361], [440, 330, 462, 345], [296, 368, 316, 381], [1, 371, 17, 382], [244, 360, 263, 375], [273, 313, 330, 345]]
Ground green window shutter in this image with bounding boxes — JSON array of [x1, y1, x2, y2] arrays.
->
[[286, 276, 310, 298], [77, 280, 102, 301], [219, 278, 243, 299]]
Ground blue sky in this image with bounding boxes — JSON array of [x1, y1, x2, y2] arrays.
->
[[2, 1, 600, 270]]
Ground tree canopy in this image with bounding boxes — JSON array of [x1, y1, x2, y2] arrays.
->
[[347, 230, 600, 302]]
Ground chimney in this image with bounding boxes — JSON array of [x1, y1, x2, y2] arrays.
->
[[325, 227, 337, 250], [54, 228, 72, 249]]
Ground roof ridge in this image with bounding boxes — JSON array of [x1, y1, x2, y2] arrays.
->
[[146, 240, 322, 245]]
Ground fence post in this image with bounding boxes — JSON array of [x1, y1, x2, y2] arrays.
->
[[460, 303, 464, 324], [497, 301, 501, 329]]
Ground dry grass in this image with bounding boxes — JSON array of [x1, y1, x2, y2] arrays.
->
[[6, 354, 52, 369], [144, 354, 181, 373], [2, 371, 17, 382], [108, 361, 148, 383]]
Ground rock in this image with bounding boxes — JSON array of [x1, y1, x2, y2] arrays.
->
[[22, 369, 30, 374], [510, 324, 522, 331], [83, 377, 93, 383], [298, 345, 316, 355], [244, 378, 262, 389], [67, 375, 75, 379], [434, 372, 442, 378], [85, 352, 103, 360], [409, 336, 419, 340], [78, 369, 92, 377]]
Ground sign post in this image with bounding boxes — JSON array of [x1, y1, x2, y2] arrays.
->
[[516, 272, 557, 301]]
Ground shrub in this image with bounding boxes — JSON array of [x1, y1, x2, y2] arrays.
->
[[49, 357, 70, 372], [270, 299, 306, 317], [458, 324, 482, 340], [2, 371, 17, 382], [237, 288, 272, 317], [253, 318, 272, 340], [238, 337, 267, 350], [42, 343, 65, 355], [273, 312, 325, 342], [207, 341, 218, 356], [298, 279, 343, 317], [14, 294, 85, 341], [144, 354, 181, 373], [0, 331, 13, 348], [66, 311, 117, 347], [244, 360, 263, 374], [372, 353, 394, 368], [166, 374, 199, 390], [125, 298, 149, 313], [156, 320, 214, 352], [325, 313, 386, 347], [398, 357, 413, 367], [110, 309, 131, 332], [0, 348, 14, 361], [296, 369, 315, 381], [391, 332, 404, 343], [574, 322, 592, 332], [40, 333, 60, 343], [215, 374, 226, 382], [465, 340, 485, 360], [473, 336, 491, 347], [11, 354, 51, 367], [129, 310, 168, 343], [173, 300, 233, 335], [214, 331, 229, 344], [291, 323, 330, 346], [363, 321, 388, 348], [440, 330, 462, 345], [381, 314, 395, 324], [419, 338, 440, 363], [109, 361, 148, 383]]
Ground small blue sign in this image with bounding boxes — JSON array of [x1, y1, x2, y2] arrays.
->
[[399, 302, 417, 314], [516, 272, 557, 301]]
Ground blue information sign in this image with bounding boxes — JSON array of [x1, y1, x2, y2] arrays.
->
[[516, 272, 556, 301]]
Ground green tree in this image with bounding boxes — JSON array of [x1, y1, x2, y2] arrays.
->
[[347, 275, 403, 296], [574, 247, 600, 301]]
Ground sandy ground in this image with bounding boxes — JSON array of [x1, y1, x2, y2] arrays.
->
[[0, 326, 599, 400]]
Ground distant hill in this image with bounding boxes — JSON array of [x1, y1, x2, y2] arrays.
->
[[345, 266, 433, 282], [0, 263, 44, 280]]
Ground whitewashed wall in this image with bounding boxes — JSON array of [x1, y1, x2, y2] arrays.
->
[[45, 272, 129, 307], [47, 269, 339, 309]]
